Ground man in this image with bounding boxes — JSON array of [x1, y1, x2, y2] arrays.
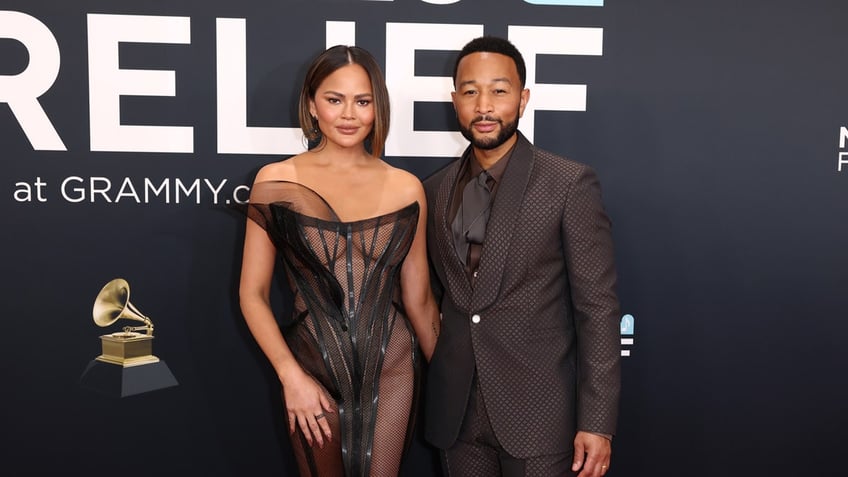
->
[[423, 36, 621, 477]]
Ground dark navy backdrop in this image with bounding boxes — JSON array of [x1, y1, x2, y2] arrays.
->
[[2, 1, 846, 476]]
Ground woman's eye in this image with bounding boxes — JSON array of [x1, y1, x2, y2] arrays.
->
[[357, 99, 371, 106]]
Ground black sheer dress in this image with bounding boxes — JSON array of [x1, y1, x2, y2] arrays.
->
[[244, 181, 420, 477]]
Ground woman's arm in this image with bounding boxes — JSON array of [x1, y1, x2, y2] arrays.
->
[[238, 171, 334, 448], [399, 179, 440, 361]]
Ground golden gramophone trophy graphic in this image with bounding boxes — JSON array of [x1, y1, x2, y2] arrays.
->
[[78, 278, 178, 397]]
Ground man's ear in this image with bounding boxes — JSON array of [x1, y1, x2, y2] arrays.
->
[[518, 88, 530, 117]]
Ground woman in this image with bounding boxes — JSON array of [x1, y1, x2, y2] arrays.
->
[[238, 45, 439, 477]]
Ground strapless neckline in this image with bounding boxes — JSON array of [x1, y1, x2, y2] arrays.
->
[[256, 180, 418, 225]]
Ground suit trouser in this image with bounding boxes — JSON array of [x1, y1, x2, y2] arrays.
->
[[441, 373, 575, 477]]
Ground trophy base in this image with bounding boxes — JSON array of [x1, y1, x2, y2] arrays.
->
[[79, 359, 178, 397], [97, 332, 157, 366]]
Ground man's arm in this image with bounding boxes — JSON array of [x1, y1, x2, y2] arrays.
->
[[561, 164, 621, 476], [560, 164, 622, 435]]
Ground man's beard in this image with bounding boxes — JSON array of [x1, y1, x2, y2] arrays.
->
[[459, 114, 519, 150]]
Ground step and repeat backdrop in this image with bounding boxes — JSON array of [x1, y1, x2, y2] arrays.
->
[[2, 1, 846, 476]]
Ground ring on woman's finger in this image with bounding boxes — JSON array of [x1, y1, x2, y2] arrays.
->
[[601, 465, 608, 469]]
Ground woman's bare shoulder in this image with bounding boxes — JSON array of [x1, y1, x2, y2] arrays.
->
[[253, 154, 305, 183], [382, 163, 425, 203], [382, 162, 421, 184]]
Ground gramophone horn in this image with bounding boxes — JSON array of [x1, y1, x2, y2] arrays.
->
[[92, 278, 153, 334]]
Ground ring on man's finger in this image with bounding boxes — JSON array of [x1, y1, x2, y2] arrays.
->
[[315, 413, 326, 420]]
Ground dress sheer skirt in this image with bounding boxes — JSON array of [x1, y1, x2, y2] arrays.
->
[[244, 181, 421, 477]]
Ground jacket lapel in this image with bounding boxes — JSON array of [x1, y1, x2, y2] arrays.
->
[[471, 133, 535, 311], [433, 154, 474, 310]]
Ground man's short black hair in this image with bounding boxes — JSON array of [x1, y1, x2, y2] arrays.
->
[[452, 36, 527, 88]]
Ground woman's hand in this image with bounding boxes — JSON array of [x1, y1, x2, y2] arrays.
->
[[281, 368, 335, 448]]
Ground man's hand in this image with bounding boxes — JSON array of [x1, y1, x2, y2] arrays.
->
[[572, 431, 611, 477]]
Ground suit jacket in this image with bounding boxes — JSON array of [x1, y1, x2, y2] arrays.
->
[[423, 132, 621, 458]]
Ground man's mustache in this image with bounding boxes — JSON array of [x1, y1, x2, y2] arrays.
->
[[470, 115, 501, 125]]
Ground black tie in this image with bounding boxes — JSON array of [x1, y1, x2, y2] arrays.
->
[[452, 170, 492, 266]]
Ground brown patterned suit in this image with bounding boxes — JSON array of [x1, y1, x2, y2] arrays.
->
[[424, 133, 621, 462]]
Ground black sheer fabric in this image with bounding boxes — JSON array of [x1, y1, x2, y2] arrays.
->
[[244, 181, 421, 477]]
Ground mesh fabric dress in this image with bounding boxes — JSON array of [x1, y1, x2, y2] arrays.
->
[[245, 181, 421, 477]]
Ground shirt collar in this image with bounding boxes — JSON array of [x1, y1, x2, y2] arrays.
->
[[469, 141, 517, 184]]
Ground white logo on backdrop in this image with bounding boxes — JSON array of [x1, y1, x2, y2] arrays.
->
[[620, 314, 635, 357], [1, 11, 603, 157]]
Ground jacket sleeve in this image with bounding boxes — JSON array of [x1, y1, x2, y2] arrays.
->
[[561, 164, 622, 436]]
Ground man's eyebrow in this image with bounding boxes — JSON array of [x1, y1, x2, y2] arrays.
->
[[457, 77, 513, 88]]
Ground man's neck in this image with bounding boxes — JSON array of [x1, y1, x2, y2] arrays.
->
[[472, 134, 518, 170]]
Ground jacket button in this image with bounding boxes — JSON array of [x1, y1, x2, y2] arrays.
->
[[471, 314, 481, 324]]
